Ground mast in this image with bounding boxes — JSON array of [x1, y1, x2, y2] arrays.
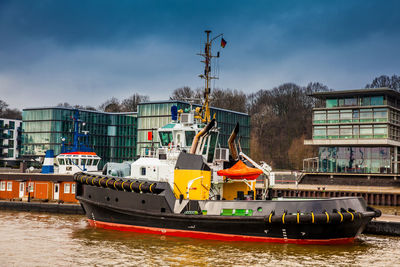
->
[[198, 30, 223, 123]]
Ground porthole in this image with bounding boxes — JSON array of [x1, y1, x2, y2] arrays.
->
[[106, 196, 110, 201], [161, 208, 166, 212], [115, 198, 119, 202], [142, 200, 146, 204], [88, 195, 91, 199], [257, 207, 263, 212]]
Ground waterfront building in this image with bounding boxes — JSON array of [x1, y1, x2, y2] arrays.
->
[[136, 100, 250, 156], [0, 118, 22, 167], [304, 88, 400, 176], [0, 173, 77, 203], [21, 107, 137, 167]]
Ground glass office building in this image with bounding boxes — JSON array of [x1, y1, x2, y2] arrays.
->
[[137, 101, 250, 156], [21, 107, 137, 167], [304, 88, 400, 174]]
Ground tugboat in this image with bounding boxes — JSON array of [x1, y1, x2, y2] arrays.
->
[[74, 31, 380, 244]]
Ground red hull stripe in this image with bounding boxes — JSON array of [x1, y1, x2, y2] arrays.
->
[[87, 219, 354, 245]]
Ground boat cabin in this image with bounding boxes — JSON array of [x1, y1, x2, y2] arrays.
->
[[56, 152, 100, 174]]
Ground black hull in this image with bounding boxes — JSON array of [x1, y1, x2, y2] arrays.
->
[[75, 178, 378, 245]]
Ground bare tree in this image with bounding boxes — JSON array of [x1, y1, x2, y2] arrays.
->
[[98, 97, 121, 112], [0, 100, 21, 119], [366, 74, 400, 91], [210, 88, 247, 113], [121, 93, 150, 112], [0, 100, 8, 113], [170, 86, 196, 100]]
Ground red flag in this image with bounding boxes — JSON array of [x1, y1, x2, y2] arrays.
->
[[221, 38, 227, 48], [148, 131, 152, 141]]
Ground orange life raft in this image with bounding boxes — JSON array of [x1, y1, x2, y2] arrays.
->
[[217, 160, 263, 180]]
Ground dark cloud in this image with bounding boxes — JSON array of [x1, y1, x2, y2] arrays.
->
[[0, 0, 399, 109]]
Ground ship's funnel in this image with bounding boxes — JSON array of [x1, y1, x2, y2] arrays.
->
[[189, 119, 215, 154], [41, 150, 54, 174], [228, 123, 239, 160]]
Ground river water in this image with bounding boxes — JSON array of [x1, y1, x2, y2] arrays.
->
[[1, 210, 400, 267]]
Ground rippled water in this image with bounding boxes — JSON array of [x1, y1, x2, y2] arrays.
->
[[1, 210, 400, 267]]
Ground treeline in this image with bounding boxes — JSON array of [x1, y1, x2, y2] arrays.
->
[[170, 74, 400, 170], [56, 93, 150, 112], [170, 83, 327, 169], [0, 100, 22, 120], [2, 74, 399, 170]]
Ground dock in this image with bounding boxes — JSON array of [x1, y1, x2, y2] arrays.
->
[[272, 184, 400, 206], [0, 200, 84, 214], [365, 214, 400, 236]]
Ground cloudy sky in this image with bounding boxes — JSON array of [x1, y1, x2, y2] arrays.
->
[[0, 0, 399, 109]]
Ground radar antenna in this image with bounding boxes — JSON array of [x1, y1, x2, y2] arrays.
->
[[197, 30, 224, 123]]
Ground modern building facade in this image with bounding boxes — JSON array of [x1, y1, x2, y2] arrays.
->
[[137, 100, 250, 156], [0, 118, 22, 166], [21, 107, 137, 167], [304, 88, 400, 175]]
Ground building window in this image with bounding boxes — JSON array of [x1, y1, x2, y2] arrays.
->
[[353, 125, 359, 138], [313, 111, 326, 124], [327, 110, 339, 123], [71, 183, 76, 194], [326, 99, 338, 108], [64, 183, 70, 194], [7, 182, 12, 191], [339, 126, 352, 139], [0, 181, 6, 191], [327, 126, 339, 139], [29, 182, 34, 192], [374, 125, 387, 138], [360, 125, 373, 138], [374, 108, 388, 122], [344, 98, 357, 106], [361, 97, 371, 106], [313, 126, 326, 139], [339, 110, 352, 123], [371, 96, 384, 106], [352, 110, 359, 122], [360, 109, 373, 122]]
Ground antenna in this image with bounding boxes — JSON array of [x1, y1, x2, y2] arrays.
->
[[197, 30, 223, 123]]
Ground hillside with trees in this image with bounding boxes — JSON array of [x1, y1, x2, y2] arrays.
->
[[170, 74, 399, 170]]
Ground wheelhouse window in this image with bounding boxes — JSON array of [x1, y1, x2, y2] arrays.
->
[[58, 158, 65, 165], [185, 131, 196, 146], [159, 131, 173, 146], [93, 159, 99, 166]]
